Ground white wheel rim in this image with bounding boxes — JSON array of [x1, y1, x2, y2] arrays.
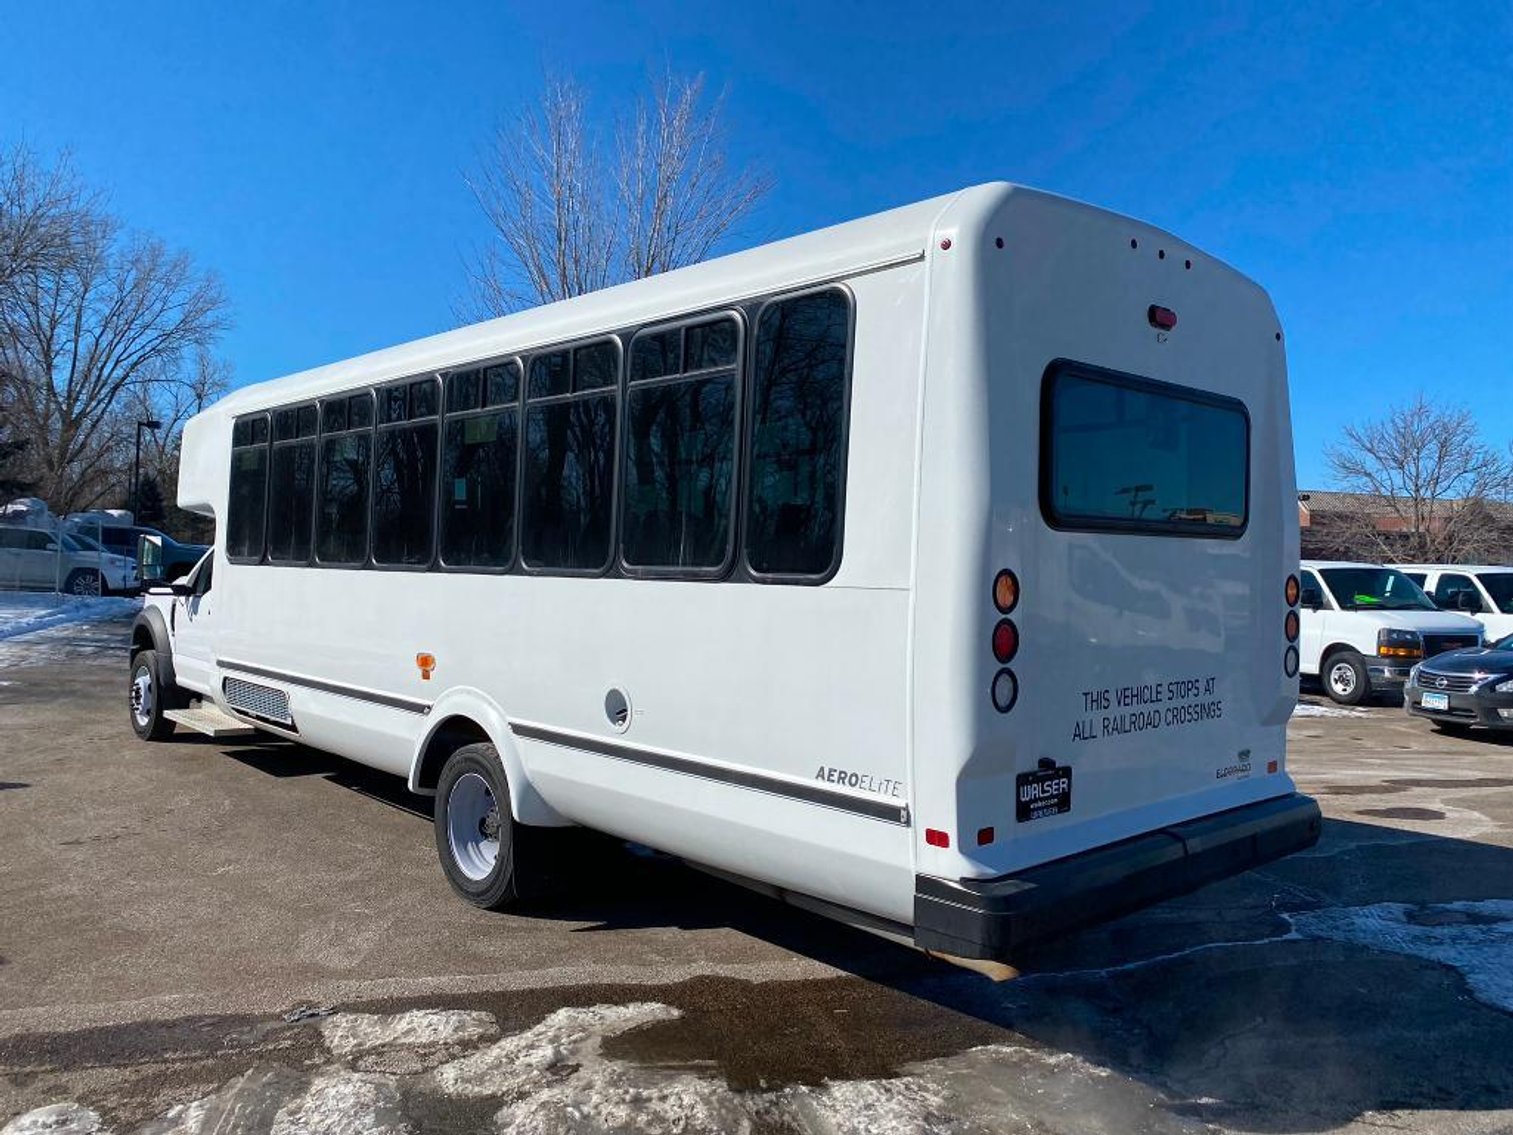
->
[[130, 665, 153, 726], [447, 772, 501, 882], [1329, 662, 1357, 698]]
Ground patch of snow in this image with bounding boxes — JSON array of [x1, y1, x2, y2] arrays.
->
[[434, 1002, 681, 1100], [1291, 900, 1513, 1013], [1291, 702, 1369, 718], [0, 1103, 107, 1134], [0, 595, 139, 642], [320, 1009, 498, 1056], [270, 1071, 411, 1135]]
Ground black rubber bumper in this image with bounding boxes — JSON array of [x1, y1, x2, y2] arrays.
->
[[913, 793, 1322, 962]]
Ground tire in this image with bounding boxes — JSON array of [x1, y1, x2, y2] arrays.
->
[[1323, 650, 1370, 705], [129, 649, 176, 741], [64, 568, 102, 597], [434, 743, 528, 910]]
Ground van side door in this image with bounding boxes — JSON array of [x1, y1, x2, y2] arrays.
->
[[1298, 569, 1329, 674]]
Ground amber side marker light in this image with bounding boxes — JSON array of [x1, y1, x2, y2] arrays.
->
[[993, 569, 1019, 614], [1285, 574, 1300, 606]]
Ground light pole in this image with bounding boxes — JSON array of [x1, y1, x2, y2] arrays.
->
[[133, 419, 162, 518]]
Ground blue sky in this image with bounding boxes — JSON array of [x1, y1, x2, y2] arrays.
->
[[3, 1, 1509, 486]]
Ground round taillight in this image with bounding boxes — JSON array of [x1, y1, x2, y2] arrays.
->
[[1285, 574, 1300, 607], [992, 619, 1019, 664], [991, 668, 1019, 713], [1284, 646, 1300, 678], [993, 569, 1019, 614], [1284, 610, 1300, 643]]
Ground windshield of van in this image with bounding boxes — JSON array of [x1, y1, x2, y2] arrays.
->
[[1477, 573, 1513, 614], [1319, 567, 1437, 611]]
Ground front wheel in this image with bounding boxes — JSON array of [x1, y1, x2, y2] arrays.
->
[[434, 743, 529, 910], [129, 649, 176, 741], [1324, 651, 1370, 705], [64, 568, 102, 597]]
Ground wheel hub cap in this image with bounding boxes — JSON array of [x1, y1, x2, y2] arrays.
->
[[447, 772, 501, 882], [130, 667, 153, 725]]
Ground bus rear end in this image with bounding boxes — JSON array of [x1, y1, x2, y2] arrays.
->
[[909, 185, 1319, 964]]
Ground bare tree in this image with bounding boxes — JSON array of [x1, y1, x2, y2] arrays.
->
[[464, 72, 770, 317], [1325, 395, 1513, 563], [0, 148, 230, 514], [0, 146, 90, 292]]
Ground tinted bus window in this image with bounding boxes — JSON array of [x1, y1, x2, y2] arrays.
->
[[1041, 364, 1249, 537], [226, 415, 269, 561], [267, 403, 317, 563], [522, 396, 615, 571], [622, 315, 740, 572], [372, 377, 439, 566], [441, 408, 519, 569], [745, 290, 851, 578], [316, 394, 373, 565]]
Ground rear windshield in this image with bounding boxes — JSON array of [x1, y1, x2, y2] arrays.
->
[[1040, 362, 1248, 537], [1477, 573, 1513, 614], [1319, 567, 1436, 611]]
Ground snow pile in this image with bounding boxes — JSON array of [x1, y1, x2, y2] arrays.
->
[[0, 595, 138, 642], [269, 1071, 412, 1135], [1291, 900, 1513, 1013], [320, 1009, 499, 1057], [0, 1104, 107, 1135], [1291, 702, 1369, 718]]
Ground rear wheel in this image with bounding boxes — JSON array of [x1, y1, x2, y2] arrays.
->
[[64, 568, 102, 597], [434, 743, 530, 910], [1324, 650, 1370, 705], [129, 649, 176, 741]]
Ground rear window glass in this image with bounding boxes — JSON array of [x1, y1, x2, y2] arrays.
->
[[1041, 363, 1249, 537]]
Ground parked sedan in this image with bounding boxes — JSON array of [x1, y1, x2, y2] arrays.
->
[[1405, 636, 1513, 734]]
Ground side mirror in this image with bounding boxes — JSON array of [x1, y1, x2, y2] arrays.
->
[[145, 580, 194, 597], [1299, 587, 1323, 610]]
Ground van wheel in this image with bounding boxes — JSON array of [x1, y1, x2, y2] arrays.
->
[[434, 743, 527, 910], [64, 568, 102, 597], [1324, 651, 1369, 705], [129, 650, 176, 741]]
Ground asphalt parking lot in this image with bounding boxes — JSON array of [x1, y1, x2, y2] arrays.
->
[[3, 611, 1513, 1134]]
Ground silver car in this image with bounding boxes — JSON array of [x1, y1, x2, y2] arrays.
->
[[0, 525, 137, 595]]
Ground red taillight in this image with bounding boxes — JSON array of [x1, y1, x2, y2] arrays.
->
[[1285, 610, 1300, 642], [976, 826, 995, 846], [992, 619, 1019, 664], [1148, 304, 1178, 331], [925, 828, 950, 848]]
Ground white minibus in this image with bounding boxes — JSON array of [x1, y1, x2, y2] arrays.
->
[[130, 183, 1318, 969]]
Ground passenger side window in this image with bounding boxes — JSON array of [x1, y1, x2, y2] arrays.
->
[[1434, 573, 1483, 613], [621, 316, 740, 572], [441, 360, 520, 569], [744, 289, 851, 578], [226, 415, 270, 561], [373, 377, 440, 566], [522, 340, 618, 572], [316, 393, 374, 565], [267, 404, 318, 563]]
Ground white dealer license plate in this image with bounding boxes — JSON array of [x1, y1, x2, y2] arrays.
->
[[1421, 692, 1450, 711]]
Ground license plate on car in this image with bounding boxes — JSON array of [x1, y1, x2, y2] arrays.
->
[[1016, 765, 1072, 823], [1421, 691, 1450, 711]]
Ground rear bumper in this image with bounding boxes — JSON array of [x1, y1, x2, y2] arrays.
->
[[913, 793, 1321, 962]]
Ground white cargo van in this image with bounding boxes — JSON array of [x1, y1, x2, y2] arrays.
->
[[1396, 566, 1513, 643], [129, 183, 1320, 969], [1298, 560, 1483, 704]]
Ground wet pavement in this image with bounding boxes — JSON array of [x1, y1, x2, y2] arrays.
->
[[3, 615, 1513, 1133]]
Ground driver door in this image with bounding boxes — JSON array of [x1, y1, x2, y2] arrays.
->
[[170, 552, 216, 694]]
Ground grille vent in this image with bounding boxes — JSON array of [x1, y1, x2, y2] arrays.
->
[[222, 676, 293, 725]]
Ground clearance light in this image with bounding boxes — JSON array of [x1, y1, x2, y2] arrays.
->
[[1148, 305, 1178, 331], [993, 569, 1019, 614], [1285, 610, 1300, 643], [1284, 646, 1300, 677], [1285, 574, 1300, 607], [1267, 760, 1279, 774], [925, 828, 950, 848], [992, 619, 1019, 664], [991, 668, 1019, 713]]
